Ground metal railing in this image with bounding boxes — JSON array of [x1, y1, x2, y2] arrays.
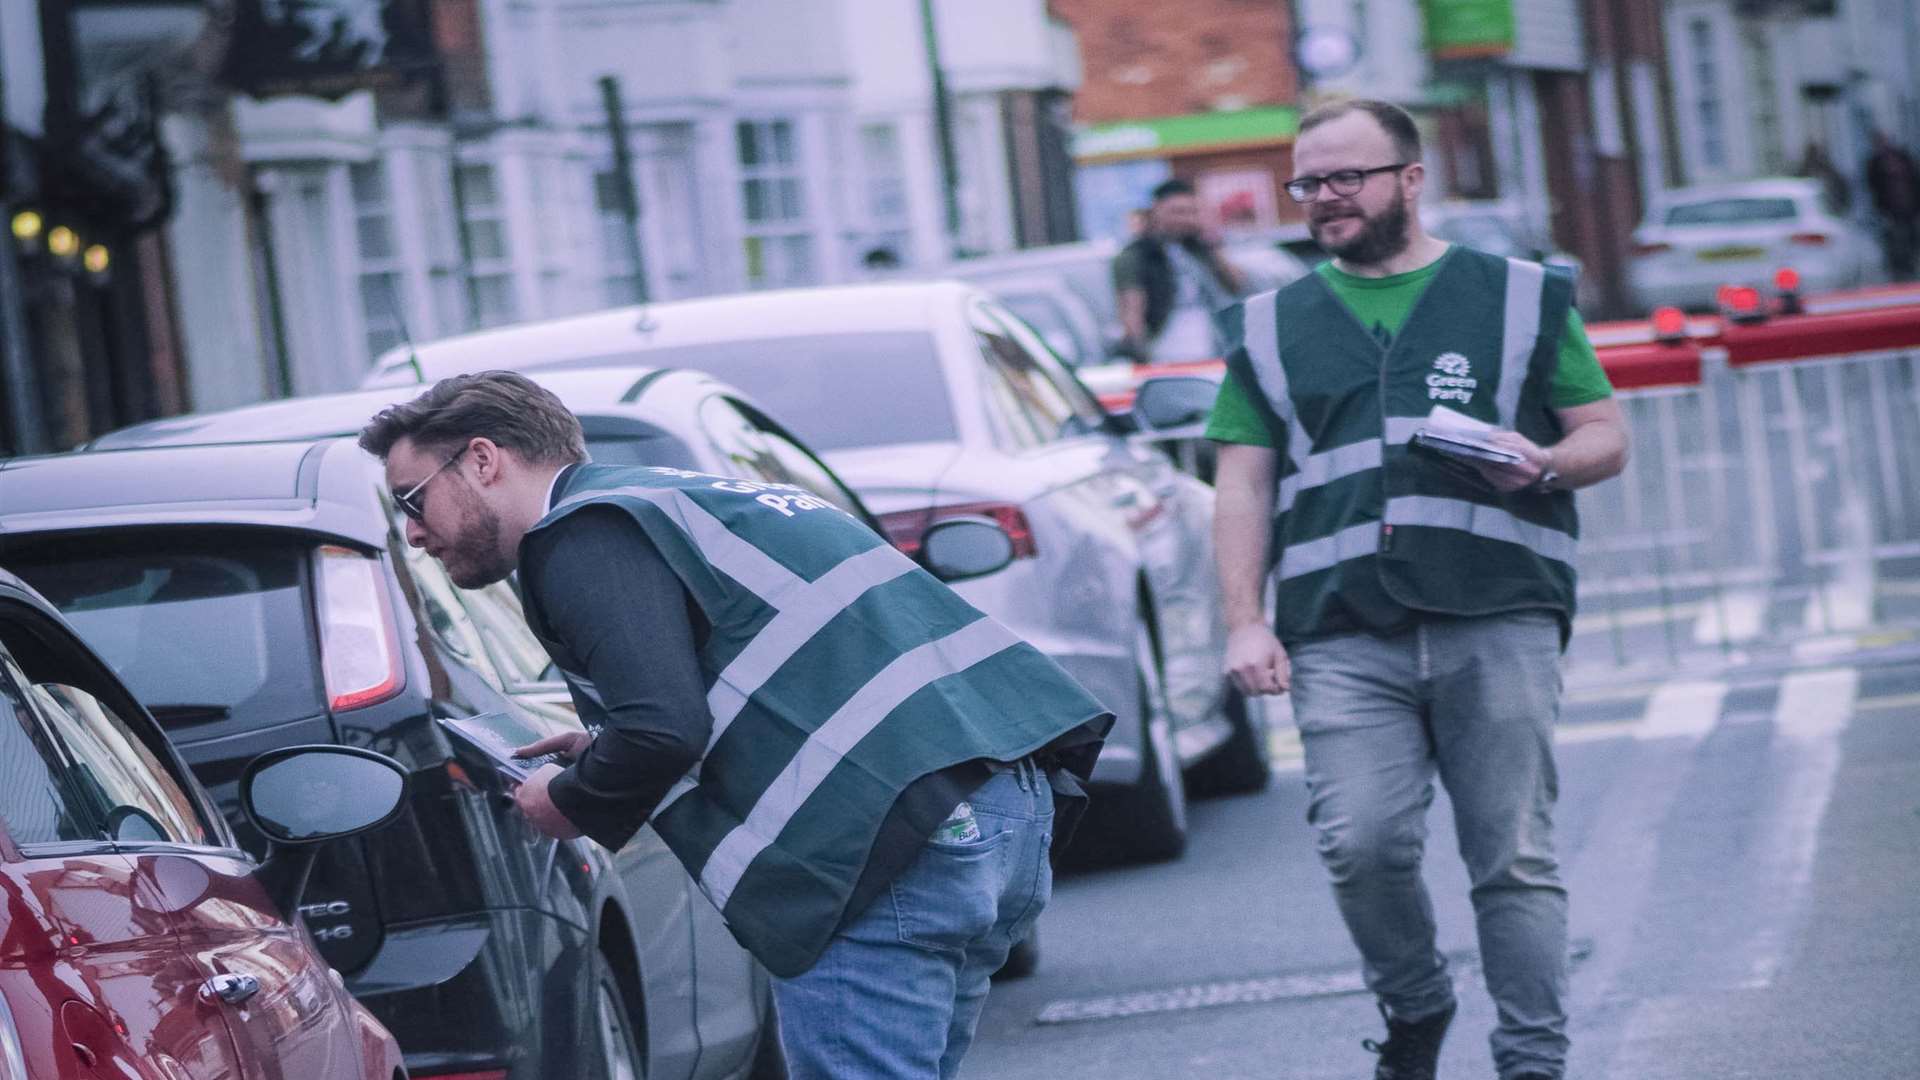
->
[[1568, 304, 1920, 678]]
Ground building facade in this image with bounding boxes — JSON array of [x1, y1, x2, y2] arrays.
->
[[161, 0, 1081, 412], [1054, 0, 1304, 241], [2, 0, 202, 455], [1663, 0, 1920, 203]]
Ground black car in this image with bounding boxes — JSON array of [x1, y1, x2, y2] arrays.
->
[[0, 367, 897, 1079]]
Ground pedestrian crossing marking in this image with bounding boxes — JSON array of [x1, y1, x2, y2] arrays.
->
[[1691, 587, 1769, 646], [1636, 680, 1728, 741], [1772, 668, 1860, 740]]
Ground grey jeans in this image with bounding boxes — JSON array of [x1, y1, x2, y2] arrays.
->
[[1291, 611, 1568, 1079]]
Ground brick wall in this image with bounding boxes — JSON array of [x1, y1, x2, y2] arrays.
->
[[1049, 0, 1298, 123]]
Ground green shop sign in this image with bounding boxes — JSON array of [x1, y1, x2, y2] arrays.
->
[[1074, 106, 1301, 163], [1422, 0, 1514, 60]]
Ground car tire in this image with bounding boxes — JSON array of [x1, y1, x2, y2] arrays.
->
[[1103, 623, 1189, 862], [1184, 687, 1272, 797], [744, 990, 786, 1080], [995, 926, 1040, 980], [592, 955, 646, 1080]]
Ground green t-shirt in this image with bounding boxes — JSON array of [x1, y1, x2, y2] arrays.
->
[[1205, 254, 1613, 445]]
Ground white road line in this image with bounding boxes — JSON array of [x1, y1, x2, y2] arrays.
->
[[1803, 572, 1876, 635], [1741, 667, 1859, 989], [1691, 586, 1770, 646], [1635, 679, 1728, 741]]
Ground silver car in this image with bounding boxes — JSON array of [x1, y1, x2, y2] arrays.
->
[[1626, 177, 1878, 312], [365, 283, 1275, 862]]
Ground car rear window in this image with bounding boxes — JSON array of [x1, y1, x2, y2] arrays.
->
[[5, 532, 325, 735], [1664, 198, 1798, 226], [559, 333, 957, 451]]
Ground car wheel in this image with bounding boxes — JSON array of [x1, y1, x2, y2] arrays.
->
[[1106, 622, 1189, 861], [995, 926, 1041, 980], [1184, 687, 1272, 797], [744, 988, 786, 1080], [593, 958, 645, 1080]]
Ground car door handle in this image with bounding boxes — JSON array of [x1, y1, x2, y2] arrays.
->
[[199, 973, 261, 1006]]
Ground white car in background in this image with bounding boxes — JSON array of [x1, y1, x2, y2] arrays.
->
[[1626, 177, 1878, 312], [365, 283, 1275, 863]]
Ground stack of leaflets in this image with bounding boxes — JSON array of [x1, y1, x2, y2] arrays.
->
[[438, 712, 568, 783], [1411, 405, 1524, 466]]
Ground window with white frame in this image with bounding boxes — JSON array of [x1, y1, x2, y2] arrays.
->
[[350, 160, 407, 361], [1688, 18, 1727, 172], [530, 157, 574, 317], [854, 121, 911, 273], [736, 119, 814, 288], [595, 168, 645, 307], [457, 161, 518, 328], [412, 152, 467, 336]]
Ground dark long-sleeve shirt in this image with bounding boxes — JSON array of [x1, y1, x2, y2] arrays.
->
[[520, 491, 994, 926]]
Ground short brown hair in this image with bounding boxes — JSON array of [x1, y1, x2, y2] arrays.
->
[[1298, 98, 1422, 163], [358, 371, 587, 465]]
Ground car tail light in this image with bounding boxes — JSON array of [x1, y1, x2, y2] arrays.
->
[[1629, 241, 1671, 258], [876, 502, 1038, 560], [1787, 232, 1830, 246], [315, 545, 404, 712], [1650, 306, 1687, 343]]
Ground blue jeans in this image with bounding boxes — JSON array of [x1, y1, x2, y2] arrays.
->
[[1291, 612, 1568, 1080], [773, 760, 1054, 1079]]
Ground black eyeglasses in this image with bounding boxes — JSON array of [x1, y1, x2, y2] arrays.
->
[[393, 446, 467, 523], [1284, 163, 1410, 204]]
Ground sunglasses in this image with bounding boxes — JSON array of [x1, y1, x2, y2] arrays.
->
[[1284, 162, 1410, 203], [394, 445, 467, 523]]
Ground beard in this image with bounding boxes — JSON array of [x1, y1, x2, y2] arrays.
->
[[439, 488, 514, 589], [1311, 191, 1412, 266]]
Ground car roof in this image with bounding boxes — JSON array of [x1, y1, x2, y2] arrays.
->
[[0, 438, 396, 546], [90, 366, 686, 451], [1652, 178, 1821, 205], [368, 281, 975, 387]]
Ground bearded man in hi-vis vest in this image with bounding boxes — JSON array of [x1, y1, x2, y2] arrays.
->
[[359, 372, 1110, 1079], [1208, 100, 1629, 1080]]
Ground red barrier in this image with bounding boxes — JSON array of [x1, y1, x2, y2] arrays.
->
[[1099, 281, 1920, 413]]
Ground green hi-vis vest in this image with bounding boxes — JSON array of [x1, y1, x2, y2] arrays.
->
[[525, 464, 1110, 977], [1225, 247, 1581, 643]]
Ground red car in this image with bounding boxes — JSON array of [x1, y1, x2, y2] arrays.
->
[[0, 567, 411, 1079]]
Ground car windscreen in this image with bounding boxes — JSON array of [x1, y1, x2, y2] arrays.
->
[[570, 333, 956, 451], [1664, 198, 1798, 226], [4, 532, 325, 734]]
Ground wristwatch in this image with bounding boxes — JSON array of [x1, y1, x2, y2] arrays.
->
[[1531, 449, 1560, 493]]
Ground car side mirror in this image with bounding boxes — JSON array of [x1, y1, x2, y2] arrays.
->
[[1131, 375, 1218, 434], [918, 517, 1015, 583], [240, 745, 410, 916]]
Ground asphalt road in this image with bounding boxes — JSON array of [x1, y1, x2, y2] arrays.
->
[[964, 651, 1920, 1080]]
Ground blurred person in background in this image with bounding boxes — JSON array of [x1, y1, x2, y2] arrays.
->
[[1208, 99, 1627, 1080], [1114, 178, 1247, 361], [1796, 141, 1851, 216], [1864, 130, 1920, 279]]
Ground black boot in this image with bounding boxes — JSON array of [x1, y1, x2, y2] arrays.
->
[[1363, 1000, 1456, 1080]]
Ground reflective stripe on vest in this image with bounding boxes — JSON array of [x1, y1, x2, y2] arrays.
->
[[699, 616, 1021, 910]]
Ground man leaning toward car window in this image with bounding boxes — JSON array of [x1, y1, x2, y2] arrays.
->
[[1208, 99, 1628, 1080], [358, 372, 1110, 1079]]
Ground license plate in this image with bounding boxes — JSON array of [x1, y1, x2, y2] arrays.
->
[[1696, 246, 1766, 262]]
